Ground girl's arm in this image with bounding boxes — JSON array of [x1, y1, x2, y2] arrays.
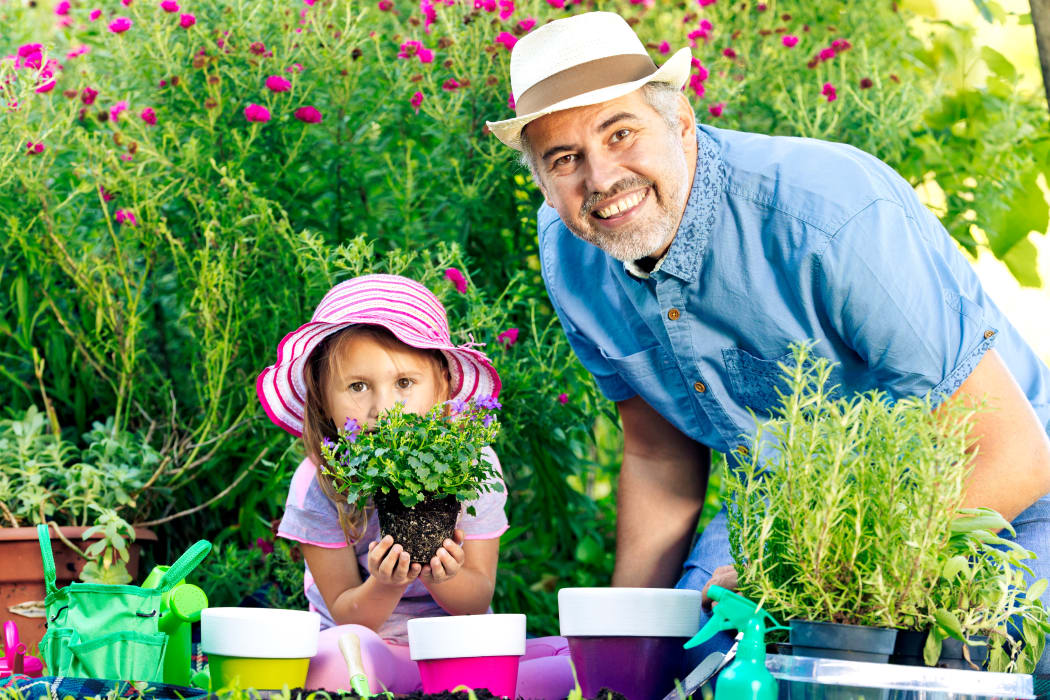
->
[[420, 533, 499, 615], [301, 540, 420, 631]]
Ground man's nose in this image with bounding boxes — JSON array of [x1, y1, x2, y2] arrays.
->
[[581, 149, 623, 198]]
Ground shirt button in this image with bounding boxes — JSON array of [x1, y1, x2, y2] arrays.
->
[[693, 381, 707, 393], [984, 329, 995, 339], [737, 445, 750, 457], [667, 308, 681, 321]]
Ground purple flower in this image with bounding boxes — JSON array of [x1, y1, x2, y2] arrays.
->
[[782, 35, 799, 48], [160, 0, 180, 11], [109, 100, 128, 122], [447, 398, 469, 414], [140, 107, 157, 125], [482, 414, 495, 428], [477, 396, 502, 410], [557, 393, 568, 404], [343, 417, 361, 442], [179, 12, 196, 28], [255, 537, 274, 555], [410, 90, 423, 113], [114, 209, 137, 226], [322, 436, 335, 450], [266, 75, 292, 92], [244, 103, 271, 122], [497, 328, 519, 346]]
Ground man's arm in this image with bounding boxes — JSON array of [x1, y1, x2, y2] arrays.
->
[[943, 348, 1050, 520], [613, 395, 710, 588]]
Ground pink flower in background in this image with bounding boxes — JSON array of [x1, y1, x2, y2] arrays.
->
[[708, 102, 724, 117], [475, 0, 496, 10], [81, 86, 98, 105], [398, 41, 432, 63], [120, 153, 134, 162], [286, 63, 304, 72], [379, 0, 392, 8], [444, 267, 467, 293], [818, 47, 835, 61], [722, 47, 736, 59], [89, 8, 101, 20], [140, 107, 157, 124], [244, 103, 271, 122], [442, 78, 460, 91], [495, 32, 517, 51], [99, 185, 114, 202], [36, 78, 56, 93], [498, 0, 514, 20], [859, 77, 873, 89], [507, 92, 515, 109], [55, 1, 70, 15], [691, 59, 709, 81], [266, 75, 292, 92], [698, 0, 716, 5], [304, 0, 315, 5], [756, 2, 767, 9], [821, 82, 837, 101], [109, 100, 128, 122], [557, 393, 569, 404], [108, 17, 132, 32], [114, 209, 137, 225], [497, 328, 519, 346], [179, 13, 196, 27], [546, 0, 565, 7], [831, 38, 851, 52], [66, 45, 90, 59], [782, 35, 798, 47], [160, 0, 180, 11], [25, 141, 45, 155], [658, 41, 670, 54], [421, 0, 436, 32], [630, 0, 654, 6], [17, 44, 43, 69], [417, 47, 433, 63], [410, 90, 423, 113], [254, 537, 275, 556], [688, 73, 705, 97], [518, 17, 535, 31], [121, 0, 133, 6], [294, 105, 323, 122]]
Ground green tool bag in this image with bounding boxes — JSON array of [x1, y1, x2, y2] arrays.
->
[[36, 524, 211, 682]]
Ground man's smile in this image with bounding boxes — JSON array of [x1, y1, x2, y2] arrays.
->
[[591, 187, 650, 222]]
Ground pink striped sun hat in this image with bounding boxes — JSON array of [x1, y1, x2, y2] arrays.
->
[[256, 274, 501, 437]]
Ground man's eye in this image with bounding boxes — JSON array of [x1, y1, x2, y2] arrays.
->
[[396, 378, 415, 389], [613, 128, 631, 141], [349, 382, 367, 392], [554, 153, 576, 166]]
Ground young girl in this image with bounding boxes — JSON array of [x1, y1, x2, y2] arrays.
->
[[256, 274, 573, 698]]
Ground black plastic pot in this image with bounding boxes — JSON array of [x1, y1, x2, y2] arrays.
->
[[890, 629, 927, 666], [938, 637, 989, 670], [789, 620, 898, 663]]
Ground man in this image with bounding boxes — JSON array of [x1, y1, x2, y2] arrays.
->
[[486, 11, 1050, 667]]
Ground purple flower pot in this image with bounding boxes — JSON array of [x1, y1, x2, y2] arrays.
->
[[559, 588, 703, 700]]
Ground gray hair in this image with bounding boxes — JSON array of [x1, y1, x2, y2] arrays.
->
[[517, 81, 685, 185]]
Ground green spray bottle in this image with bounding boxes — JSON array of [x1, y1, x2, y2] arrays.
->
[[683, 585, 782, 700]]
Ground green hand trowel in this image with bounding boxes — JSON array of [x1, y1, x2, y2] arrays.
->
[[338, 632, 374, 698]]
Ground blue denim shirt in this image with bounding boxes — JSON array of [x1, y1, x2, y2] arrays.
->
[[539, 125, 1050, 455]]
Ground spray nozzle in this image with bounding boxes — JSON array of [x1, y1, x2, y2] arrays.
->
[[684, 586, 782, 649]]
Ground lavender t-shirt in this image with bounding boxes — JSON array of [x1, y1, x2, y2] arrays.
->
[[276, 446, 509, 643]]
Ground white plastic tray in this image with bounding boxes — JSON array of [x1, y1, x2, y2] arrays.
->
[[766, 653, 1035, 699]]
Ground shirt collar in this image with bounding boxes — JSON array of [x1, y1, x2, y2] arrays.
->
[[622, 127, 725, 283]]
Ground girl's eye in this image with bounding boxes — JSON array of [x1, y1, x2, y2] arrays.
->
[[612, 128, 631, 141], [396, 377, 415, 389], [349, 382, 367, 393]]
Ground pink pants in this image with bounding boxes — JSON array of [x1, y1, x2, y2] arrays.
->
[[306, 625, 573, 700]]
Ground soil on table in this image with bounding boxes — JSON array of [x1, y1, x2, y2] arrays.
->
[[373, 491, 460, 564]]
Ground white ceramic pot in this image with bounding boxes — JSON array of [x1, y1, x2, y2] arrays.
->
[[201, 608, 320, 690]]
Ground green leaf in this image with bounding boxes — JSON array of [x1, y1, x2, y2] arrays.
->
[[1027, 577, 1049, 602], [575, 536, 604, 565], [986, 171, 1049, 259], [951, 508, 1012, 534], [1002, 237, 1044, 288], [941, 555, 970, 581], [980, 46, 1016, 80], [924, 628, 944, 666], [934, 609, 965, 641]]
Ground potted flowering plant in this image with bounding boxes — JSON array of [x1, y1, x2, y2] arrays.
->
[[320, 397, 503, 563]]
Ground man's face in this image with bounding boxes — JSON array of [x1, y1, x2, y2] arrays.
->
[[523, 89, 696, 262]]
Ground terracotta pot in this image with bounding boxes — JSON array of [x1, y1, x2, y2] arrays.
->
[[0, 525, 157, 655]]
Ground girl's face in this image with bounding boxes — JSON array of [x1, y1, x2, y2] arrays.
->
[[325, 333, 447, 430]]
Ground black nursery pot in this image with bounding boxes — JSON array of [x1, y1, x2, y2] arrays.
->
[[889, 630, 989, 670], [890, 629, 927, 666], [789, 620, 899, 664], [938, 637, 989, 671], [374, 491, 460, 564]]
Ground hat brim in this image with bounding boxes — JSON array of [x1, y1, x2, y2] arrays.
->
[[487, 47, 693, 151]]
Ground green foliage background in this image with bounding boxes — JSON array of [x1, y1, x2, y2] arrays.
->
[[2, 0, 1047, 635]]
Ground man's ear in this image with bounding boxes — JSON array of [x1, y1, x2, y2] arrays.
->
[[674, 92, 697, 142]]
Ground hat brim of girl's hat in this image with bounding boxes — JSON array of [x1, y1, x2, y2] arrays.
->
[[256, 320, 501, 439], [487, 47, 692, 152]]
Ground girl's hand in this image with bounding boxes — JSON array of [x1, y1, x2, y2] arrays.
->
[[368, 535, 421, 588], [420, 529, 466, 585]]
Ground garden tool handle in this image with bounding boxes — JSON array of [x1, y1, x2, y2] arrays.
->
[[338, 632, 371, 697], [3, 621, 17, 657]]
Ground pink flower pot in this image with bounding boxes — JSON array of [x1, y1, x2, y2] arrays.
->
[[408, 614, 526, 698]]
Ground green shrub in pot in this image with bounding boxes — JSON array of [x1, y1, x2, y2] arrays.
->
[[725, 343, 978, 652]]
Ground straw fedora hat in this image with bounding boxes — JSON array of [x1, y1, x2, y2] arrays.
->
[[486, 11, 692, 151]]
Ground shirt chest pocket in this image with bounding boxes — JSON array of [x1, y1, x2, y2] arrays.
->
[[721, 347, 799, 416], [599, 344, 678, 392]]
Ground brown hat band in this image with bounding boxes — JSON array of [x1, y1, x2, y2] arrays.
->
[[514, 53, 659, 117]]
